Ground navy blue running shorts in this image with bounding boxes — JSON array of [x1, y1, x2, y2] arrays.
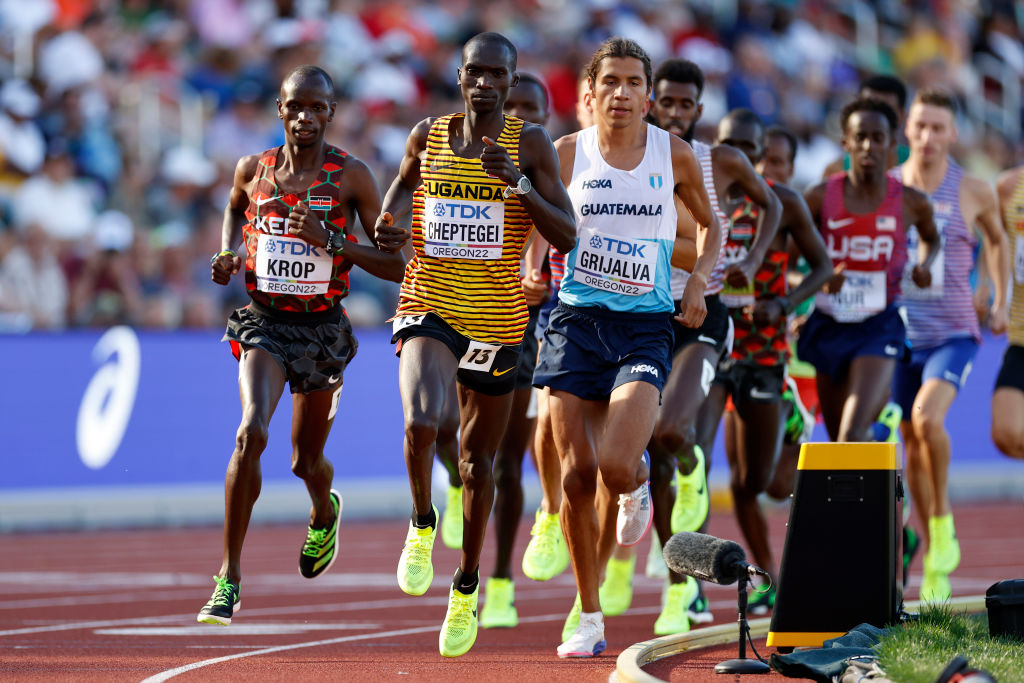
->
[[672, 293, 731, 356], [796, 305, 905, 380]]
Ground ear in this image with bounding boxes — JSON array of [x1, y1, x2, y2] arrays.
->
[[512, 73, 520, 87], [276, 98, 283, 119], [456, 67, 462, 84]]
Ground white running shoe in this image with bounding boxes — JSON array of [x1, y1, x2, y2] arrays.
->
[[616, 452, 653, 546], [556, 612, 606, 658]]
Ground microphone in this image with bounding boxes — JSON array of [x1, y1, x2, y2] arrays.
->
[[663, 532, 769, 585]]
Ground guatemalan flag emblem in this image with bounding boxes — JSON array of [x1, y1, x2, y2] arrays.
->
[[649, 173, 662, 189]]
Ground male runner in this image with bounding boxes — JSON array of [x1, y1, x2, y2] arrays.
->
[[374, 32, 576, 658], [534, 37, 718, 657], [992, 164, 1024, 460], [690, 108, 832, 618], [799, 98, 938, 446], [199, 65, 405, 625], [480, 72, 554, 629], [645, 58, 782, 634], [822, 75, 910, 178], [895, 87, 1009, 601]]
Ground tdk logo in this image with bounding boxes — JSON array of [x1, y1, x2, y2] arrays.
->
[[596, 236, 646, 258], [582, 178, 612, 189], [631, 364, 659, 377], [436, 202, 493, 220], [266, 238, 323, 257]]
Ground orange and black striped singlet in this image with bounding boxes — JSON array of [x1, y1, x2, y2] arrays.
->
[[397, 114, 534, 345]]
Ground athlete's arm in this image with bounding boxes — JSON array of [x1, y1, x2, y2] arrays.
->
[[803, 180, 846, 294], [212, 154, 258, 285], [522, 233, 550, 306], [713, 144, 782, 290], [670, 198, 698, 272], [821, 156, 844, 180], [967, 174, 1009, 334], [670, 135, 717, 328], [339, 158, 407, 283], [904, 185, 940, 288], [491, 124, 576, 254], [375, 118, 431, 253]]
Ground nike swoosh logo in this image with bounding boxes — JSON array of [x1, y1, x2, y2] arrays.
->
[[827, 217, 855, 230], [749, 388, 775, 400], [697, 335, 716, 345], [327, 373, 341, 385], [492, 367, 515, 377], [254, 196, 279, 206]]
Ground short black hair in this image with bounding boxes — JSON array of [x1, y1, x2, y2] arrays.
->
[[515, 72, 550, 107], [282, 65, 335, 97], [464, 32, 517, 71], [765, 125, 798, 164], [653, 59, 704, 98], [723, 107, 764, 133], [587, 37, 652, 92], [859, 74, 907, 111], [840, 97, 899, 134]]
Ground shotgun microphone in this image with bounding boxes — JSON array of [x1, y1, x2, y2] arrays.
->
[[663, 531, 768, 585]]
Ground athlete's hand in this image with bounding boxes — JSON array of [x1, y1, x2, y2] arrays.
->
[[675, 275, 708, 328], [480, 136, 519, 186], [823, 262, 846, 294], [521, 268, 548, 306], [374, 211, 409, 253], [989, 303, 1009, 336], [748, 297, 785, 328], [287, 201, 327, 247], [724, 256, 757, 290], [973, 279, 992, 325], [911, 264, 932, 289], [211, 252, 241, 285], [789, 313, 809, 336]]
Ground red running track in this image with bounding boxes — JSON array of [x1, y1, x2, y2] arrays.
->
[[1, 501, 1021, 682]]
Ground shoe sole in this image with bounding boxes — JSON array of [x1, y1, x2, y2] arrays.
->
[[300, 490, 343, 579], [479, 617, 518, 629], [687, 611, 714, 624], [197, 600, 240, 625], [618, 483, 653, 547], [439, 630, 478, 657], [557, 640, 607, 658]]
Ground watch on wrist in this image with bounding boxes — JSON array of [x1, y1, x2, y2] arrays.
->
[[504, 174, 532, 198], [325, 230, 345, 255]]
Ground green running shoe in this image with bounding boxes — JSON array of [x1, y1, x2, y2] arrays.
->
[[561, 593, 581, 643], [878, 402, 903, 443], [686, 579, 714, 624], [440, 484, 463, 550], [671, 446, 709, 534], [902, 525, 920, 589], [439, 581, 479, 657], [397, 505, 438, 596], [479, 576, 517, 629], [522, 509, 570, 581], [782, 377, 814, 445], [599, 553, 635, 617], [654, 579, 696, 635], [299, 489, 342, 579], [197, 575, 240, 625]]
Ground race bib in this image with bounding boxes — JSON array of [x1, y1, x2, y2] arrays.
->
[[1015, 233, 1024, 284], [392, 314, 426, 335], [255, 233, 333, 295], [571, 227, 658, 296], [422, 197, 504, 260], [458, 340, 500, 372], [902, 221, 945, 299], [823, 270, 886, 322]]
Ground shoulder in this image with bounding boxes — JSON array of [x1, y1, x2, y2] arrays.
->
[[996, 166, 1024, 204], [337, 154, 374, 183], [771, 181, 800, 205], [667, 133, 694, 157], [234, 153, 262, 183], [554, 131, 580, 155], [518, 122, 555, 152], [803, 180, 828, 206], [960, 171, 998, 207], [710, 143, 748, 171], [901, 183, 932, 212]]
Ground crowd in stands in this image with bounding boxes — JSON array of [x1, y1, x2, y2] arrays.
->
[[0, 0, 1021, 331]]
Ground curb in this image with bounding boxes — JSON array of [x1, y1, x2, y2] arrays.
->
[[613, 596, 988, 683]]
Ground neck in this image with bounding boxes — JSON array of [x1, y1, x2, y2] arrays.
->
[[463, 108, 504, 141], [597, 118, 646, 148], [848, 164, 886, 191], [903, 153, 947, 194], [280, 141, 325, 173]]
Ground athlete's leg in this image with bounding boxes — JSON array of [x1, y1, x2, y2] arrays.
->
[[436, 379, 462, 487], [290, 385, 341, 529], [815, 369, 849, 442], [490, 386, 535, 578], [992, 387, 1024, 460], [399, 337, 458, 518], [220, 348, 287, 584], [532, 387, 562, 514], [837, 356, 896, 442], [909, 379, 957, 519]]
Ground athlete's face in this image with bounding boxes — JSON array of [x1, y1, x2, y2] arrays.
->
[[843, 110, 894, 174], [905, 102, 956, 162], [459, 41, 516, 115], [716, 117, 764, 165], [757, 135, 794, 184], [651, 79, 701, 141], [591, 56, 650, 129], [277, 76, 334, 148], [504, 81, 549, 125]]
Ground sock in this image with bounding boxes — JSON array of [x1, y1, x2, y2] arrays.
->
[[453, 566, 479, 595], [579, 610, 603, 626], [870, 422, 890, 442], [413, 507, 437, 530]]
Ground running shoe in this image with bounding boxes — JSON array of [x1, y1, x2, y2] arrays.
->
[[561, 593, 581, 643], [197, 575, 240, 625], [599, 553, 635, 616], [902, 525, 920, 589], [397, 505, 438, 596], [782, 377, 814, 445], [878, 402, 903, 443], [927, 514, 960, 574], [299, 489, 342, 579], [687, 579, 714, 624], [645, 530, 668, 578], [522, 509, 570, 581], [920, 568, 951, 603], [671, 446, 709, 534], [440, 484, 463, 550], [479, 577, 517, 629], [557, 612, 606, 658], [654, 579, 697, 635], [617, 452, 653, 546], [439, 581, 479, 657], [747, 583, 776, 615]]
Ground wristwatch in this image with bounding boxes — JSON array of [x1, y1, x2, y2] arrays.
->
[[504, 174, 532, 198], [324, 230, 345, 255]]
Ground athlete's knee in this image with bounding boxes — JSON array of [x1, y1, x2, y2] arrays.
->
[[404, 415, 440, 453], [992, 421, 1024, 459], [648, 450, 675, 489], [561, 461, 597, 502], [652, 419, 695, 457], [730, 468, 768, 499], [235, 416, 270, 459], [492, 452, 523, 490], [597, 459, 637, 495], [290, 451, 328, 480], [458, 453, 494, 491], [910, 406, 946, 444]]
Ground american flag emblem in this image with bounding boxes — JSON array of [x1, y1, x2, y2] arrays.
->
[[876, 215, 896, 231], [308, 196, 333, 211]]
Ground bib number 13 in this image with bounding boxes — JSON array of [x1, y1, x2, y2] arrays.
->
[[459, 341, 499, 372]]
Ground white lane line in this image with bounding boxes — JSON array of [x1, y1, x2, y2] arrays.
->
[[96, 623, 379, 636]]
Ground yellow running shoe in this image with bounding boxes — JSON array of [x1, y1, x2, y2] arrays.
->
[[927, 514, 960, 574], [599, 553, 635, 617], [440, 485, 463, 550], [654, 578, 697, 635], [522, 509, 570, 581], [920, 567, 951, 603], [397, 505, 437, 596], [479, 577, 518, 629], [671, 446, 709, 534], [439, 582, 479, 657], [561, 593, 581, 643]]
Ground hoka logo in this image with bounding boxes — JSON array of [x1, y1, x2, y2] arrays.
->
[[582, 179, 612, 189], [631, 364, 659, 377], [826, 234, 894, 261]]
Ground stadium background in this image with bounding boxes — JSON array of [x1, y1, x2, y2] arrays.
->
[[0, 0, 1022, 529]]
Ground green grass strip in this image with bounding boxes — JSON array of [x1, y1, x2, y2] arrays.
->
[[876, 604, 1024, 682]]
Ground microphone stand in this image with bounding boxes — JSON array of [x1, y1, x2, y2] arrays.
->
[[714, 573, 770, 674]]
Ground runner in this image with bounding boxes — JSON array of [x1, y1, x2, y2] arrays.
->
[[645, 58, 782, 635], [822, 75, 910, 177], [992, 164, 1024, 461], [799, 97, 938, 447], [895, 87, 1009, 602], [373, 32, 576, 658], [198, 65, 406, 625], [533, 37, 718, 657], [694, 108, 832, 616]]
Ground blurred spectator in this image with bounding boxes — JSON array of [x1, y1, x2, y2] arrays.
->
[[204, 80, 282, 172], [0, 80, 46, 182], [726, 36, 781, 125], [0, 222, 69, 330], [67, 209, 142, 327]]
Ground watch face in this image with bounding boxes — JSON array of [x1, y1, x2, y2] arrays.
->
[[519, 176, 531, 193]]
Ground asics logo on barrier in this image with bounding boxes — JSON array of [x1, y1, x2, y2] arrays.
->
[[631, 364, 659, 377]]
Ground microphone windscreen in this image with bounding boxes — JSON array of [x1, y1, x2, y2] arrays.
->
[[663, 531, 747, 585]]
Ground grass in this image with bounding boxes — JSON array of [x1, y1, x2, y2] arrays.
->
[[876, 604, 1024, 682]]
